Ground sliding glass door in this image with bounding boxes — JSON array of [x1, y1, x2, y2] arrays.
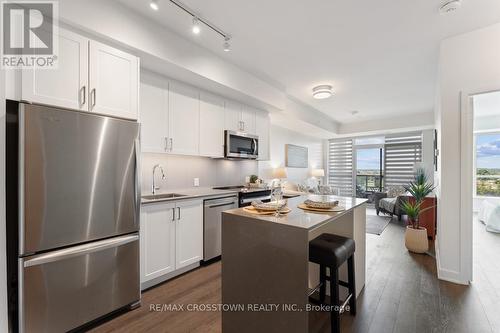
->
[[355, 147, 384, 198]]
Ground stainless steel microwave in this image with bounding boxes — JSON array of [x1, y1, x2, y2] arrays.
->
[[224, 130, 259, 159]]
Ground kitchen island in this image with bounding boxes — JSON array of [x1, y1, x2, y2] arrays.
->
[[221, 195, 367, 333]]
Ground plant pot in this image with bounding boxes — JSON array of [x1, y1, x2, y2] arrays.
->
[[404, 226, 428, 253]]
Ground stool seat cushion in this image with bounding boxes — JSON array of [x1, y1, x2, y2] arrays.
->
[[309, 233, 355, 267]]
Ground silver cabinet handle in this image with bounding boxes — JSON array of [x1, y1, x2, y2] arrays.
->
[[169, 138, 173, 151], [164, 137, 168, 152], [242, 121, 245, 131], [24, 234, 138, 267], [177, 207, 181, 220], [172, 207, 175, 221], [90, 88, 96, 110], [80, 86, 86, 106]]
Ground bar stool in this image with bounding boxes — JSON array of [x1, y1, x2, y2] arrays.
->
[[309, 233, 356, 333]]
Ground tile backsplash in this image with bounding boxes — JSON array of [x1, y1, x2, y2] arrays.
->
[[141, 153, 258, 193]]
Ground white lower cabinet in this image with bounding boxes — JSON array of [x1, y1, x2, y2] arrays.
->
[[140, 199, 203, 287], [175, 200, 204, 269]]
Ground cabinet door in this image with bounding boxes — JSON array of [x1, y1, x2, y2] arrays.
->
[[22, 28, 88, 110], [241, 106, 256, 134], [199, 92, 225, 157], [168, 81, 200, 155], [224, 100, 242, 132], [140, 72, 169, 153], [140, 202, 176, 283], [256, 112, 270, 160], [89, 40, 139, 119], [175, 200, 203, 269]]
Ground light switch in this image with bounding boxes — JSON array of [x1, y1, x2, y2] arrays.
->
[[194, 178, 200, 187]]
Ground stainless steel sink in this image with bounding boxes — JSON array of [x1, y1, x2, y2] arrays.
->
[[142, 193, 187, 200]]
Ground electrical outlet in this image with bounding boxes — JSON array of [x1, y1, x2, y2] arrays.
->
[[193, 178, 200, 187]]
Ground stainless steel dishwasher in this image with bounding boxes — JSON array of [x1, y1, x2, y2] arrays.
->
[[203, 195, 238, 262]]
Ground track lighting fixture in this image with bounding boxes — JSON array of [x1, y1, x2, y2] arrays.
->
[[192, 17, 201, 34], [150, 0, 159, 11], [223, 36, 231, 52]]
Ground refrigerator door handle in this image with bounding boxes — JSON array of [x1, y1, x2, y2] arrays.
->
[[134, 139, 141, 229], [23, 234, 139, 268]]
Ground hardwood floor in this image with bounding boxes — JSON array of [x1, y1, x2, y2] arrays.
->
[[90, 210, 499, 333]]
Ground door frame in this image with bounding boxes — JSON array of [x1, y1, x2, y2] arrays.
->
[[353, 143, 385, 196], [460, 86, 500, 283]]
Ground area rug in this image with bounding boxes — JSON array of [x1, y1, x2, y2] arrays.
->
[[366, 214, 392, 235]]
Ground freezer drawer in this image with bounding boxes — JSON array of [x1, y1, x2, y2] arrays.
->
[[20, 234, 140, 333]]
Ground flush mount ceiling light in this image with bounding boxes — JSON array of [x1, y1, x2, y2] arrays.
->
[[439, 0, 461, 14], [169, 0, 233, 52], [192, 17, 201, 34], [312, 85, 333, 99]]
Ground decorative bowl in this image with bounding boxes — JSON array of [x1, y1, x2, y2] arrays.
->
[[251, 200, 287, 211], [304, 199, 339, 209]]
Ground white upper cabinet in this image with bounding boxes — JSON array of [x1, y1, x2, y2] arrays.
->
[[89, 40, 139, 120], [22, 28, 88, 110], [175, 200, 203, 269], [199, 92, 225, 158], [168, 81, 200, 155], [241, 106, 256, 134], [140, 202, 176, 283], [21, 28, 139, 120], [255, 112, 271, 161], [140, 72, 169, 153], [224, 101, 256, 134], [224, 100, 243, 132]]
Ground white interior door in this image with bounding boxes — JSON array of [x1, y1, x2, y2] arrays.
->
[[140, 203, 176, 283], [140, 72, 169, 153], [199, 92, 225, 157], [175, 200, 203, 269], [89, 40, 139, 119], [22, 28, 88, 110], [168, 81, 200, 155]]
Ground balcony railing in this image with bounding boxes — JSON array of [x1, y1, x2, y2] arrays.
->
[[356, 174, 384, 199]]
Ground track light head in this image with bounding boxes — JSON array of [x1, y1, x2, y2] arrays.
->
[[150, 0, 159, 11], [192, 17, 201, 34], [223, 36, 231, 52]]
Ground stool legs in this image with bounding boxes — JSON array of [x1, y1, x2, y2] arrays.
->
[[330, 266, 340, 333], [347, 256, 356, 316], [319, 265, 327, 303]]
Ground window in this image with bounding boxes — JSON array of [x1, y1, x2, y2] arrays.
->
[[475, 133, 500, 197], [328, 138, 354, 196], [384, 133, 422, 188]]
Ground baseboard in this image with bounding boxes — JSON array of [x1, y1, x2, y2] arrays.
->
[[435, 238, 469, 285], [141, 262, 200, 291]]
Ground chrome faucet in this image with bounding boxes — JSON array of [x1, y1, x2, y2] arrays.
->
[[152, 164, 166, 194]]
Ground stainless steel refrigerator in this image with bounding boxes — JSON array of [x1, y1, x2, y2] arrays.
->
[[6, 101, 141, 332]]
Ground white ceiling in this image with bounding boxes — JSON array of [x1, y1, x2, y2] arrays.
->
[[474, 91, 500, 117], [118, 0, 500, 124]]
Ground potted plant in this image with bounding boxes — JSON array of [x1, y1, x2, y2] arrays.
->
[[400, 168, 435, 253]]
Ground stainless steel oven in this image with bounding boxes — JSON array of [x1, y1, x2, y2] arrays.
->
[[224, 130, 259, 159]]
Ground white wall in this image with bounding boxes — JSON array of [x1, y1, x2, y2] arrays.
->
[[141, 153, 258, 193], [258, 125, 324, 184], [436, 22, 500, 284]]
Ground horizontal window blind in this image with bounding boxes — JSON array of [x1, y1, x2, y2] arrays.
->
[[384, 133, 422, 187], [328, 138, 354, 196]]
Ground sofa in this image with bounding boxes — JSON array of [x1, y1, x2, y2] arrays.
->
[[373, 187, 408, 221]]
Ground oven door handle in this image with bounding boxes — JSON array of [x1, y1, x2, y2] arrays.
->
[[240, 195, 272, 204]]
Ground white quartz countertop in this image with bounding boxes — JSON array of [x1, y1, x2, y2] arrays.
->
[[141, 187, 238, 205], [223, 194, 368, 230]]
